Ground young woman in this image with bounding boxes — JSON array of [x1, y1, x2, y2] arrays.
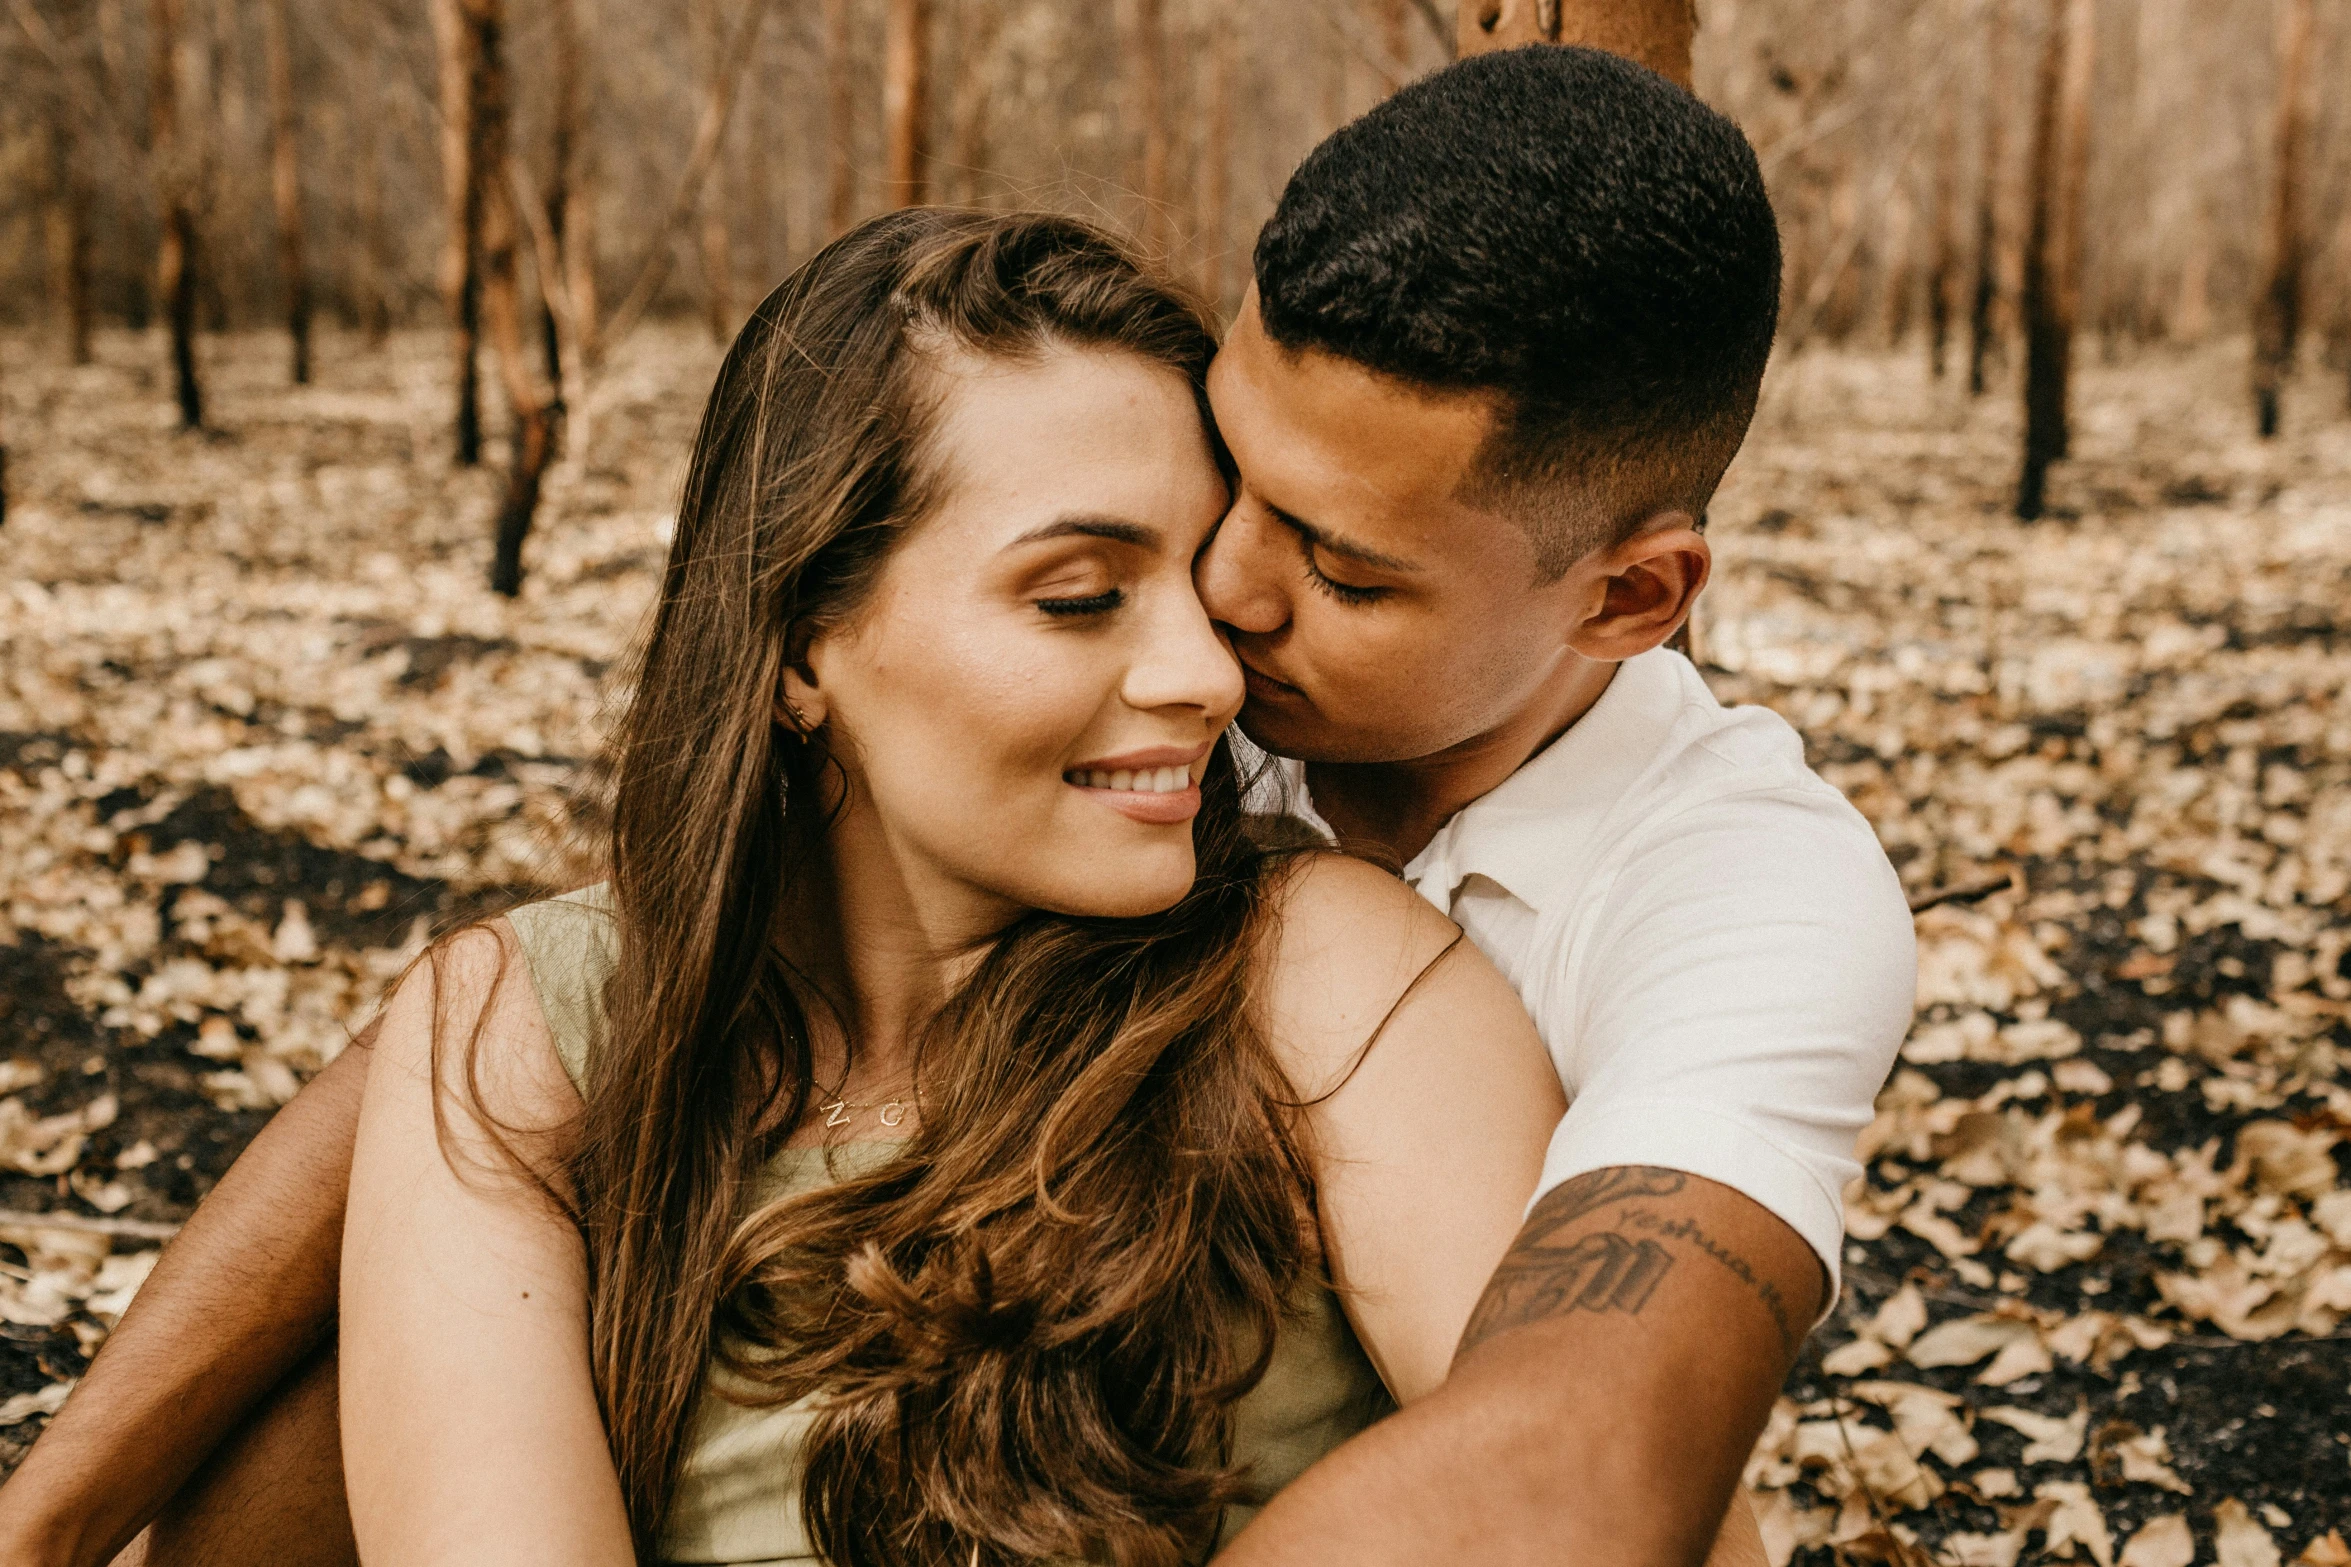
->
[[339, 210, 1564, 1567]]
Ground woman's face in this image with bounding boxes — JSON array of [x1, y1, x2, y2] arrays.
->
[[795, 345, 1243, 932]]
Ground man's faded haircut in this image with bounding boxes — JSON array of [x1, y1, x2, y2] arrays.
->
[[1252, 45, 1782, 578]]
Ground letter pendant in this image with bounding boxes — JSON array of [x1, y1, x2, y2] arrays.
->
[[823, 1100, 850, 1129], [877, 1101, 907, 1128]]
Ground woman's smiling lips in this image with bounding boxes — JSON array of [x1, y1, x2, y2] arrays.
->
[[1063, 743, 1211, 826]]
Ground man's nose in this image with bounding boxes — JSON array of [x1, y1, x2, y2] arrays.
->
[[1194, 508, 1290, 637]]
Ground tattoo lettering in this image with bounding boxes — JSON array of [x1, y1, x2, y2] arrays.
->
[[1618, 1206, 1802, 1353], [1455, 1166, 1806, 1359], [1456, 1166, 1688, 1352]]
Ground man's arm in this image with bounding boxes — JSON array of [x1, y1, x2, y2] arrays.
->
[[1216, 1165, 1815, 1567], [0, 1041, 368, 1567]]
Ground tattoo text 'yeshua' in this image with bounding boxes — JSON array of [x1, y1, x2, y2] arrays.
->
[[1455, 1165, 1805, 1356]]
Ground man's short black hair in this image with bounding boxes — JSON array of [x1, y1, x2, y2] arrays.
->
[[1253, 45, 1781, 576]]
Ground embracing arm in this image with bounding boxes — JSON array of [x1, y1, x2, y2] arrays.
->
[[1222, 793, 1915, 1566], [0, 1043, 367, 1567], [339, 927, 630, 1566], [1218, 1166, 1808, 1567]]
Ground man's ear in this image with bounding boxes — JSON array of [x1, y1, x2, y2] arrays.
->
[[1566, 514, 1710, 661]]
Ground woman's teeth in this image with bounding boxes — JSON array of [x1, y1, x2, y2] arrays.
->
[[1065, 765, 1193, 793]]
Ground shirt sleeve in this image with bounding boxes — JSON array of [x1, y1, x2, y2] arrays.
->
[[1533, 784, 1916, 1310]]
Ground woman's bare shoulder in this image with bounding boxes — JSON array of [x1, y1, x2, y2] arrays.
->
[[1252, 852, 1475, 1090], [373, 918, 581, 1157]]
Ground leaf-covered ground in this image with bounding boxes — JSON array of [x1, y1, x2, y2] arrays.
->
[[2, 328, 2348, 1564]]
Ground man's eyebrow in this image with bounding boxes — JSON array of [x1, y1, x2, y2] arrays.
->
[[1264, 503, 1419, 573], [1002, 516, 1160, 551]]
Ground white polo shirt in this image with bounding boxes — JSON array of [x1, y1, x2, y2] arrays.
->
[[1242, 647, 1916, 1293]]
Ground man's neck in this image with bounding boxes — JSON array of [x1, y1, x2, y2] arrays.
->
[[1306, 656, 1621, 866]]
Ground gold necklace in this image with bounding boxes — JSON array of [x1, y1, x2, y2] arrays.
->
[[816, 1089, 919, 1130]]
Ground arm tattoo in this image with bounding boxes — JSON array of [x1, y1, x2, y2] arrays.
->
[[1456, 1165, 1804, 1358]]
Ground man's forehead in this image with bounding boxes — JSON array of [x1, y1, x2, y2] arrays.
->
[[1211, 314, 1512, 563]]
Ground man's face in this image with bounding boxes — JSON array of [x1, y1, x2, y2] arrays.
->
[[1198, 291, 1594, 765]]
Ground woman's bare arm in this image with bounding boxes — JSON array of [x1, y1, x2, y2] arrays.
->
[[339, 928, 630, 1566], [0, 1045, 366, 1567], [1257, 856, 1565, 1404]]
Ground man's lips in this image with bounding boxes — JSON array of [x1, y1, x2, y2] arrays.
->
[[1236, 653, 1304, 702]]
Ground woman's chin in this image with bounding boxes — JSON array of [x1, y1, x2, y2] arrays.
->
[[1033, 849, 1198, 920]]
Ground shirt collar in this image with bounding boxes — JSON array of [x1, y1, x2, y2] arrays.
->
[[1400, 649, 1688, 909]]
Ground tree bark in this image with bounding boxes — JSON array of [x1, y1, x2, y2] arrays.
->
[[1198, 0, 1234, 307], [883, 0, 927, 208], [42, 102, 95, 367], [1966, 0, 2009, 396], [432, 0, 485, 465], [463, 0, 557, 597], [150, 0, 204, 429], [2251, 0, 2313, 439], [1926, 63, 1961, 379], [1130, 0, 1168, 254], [352, 35, 391, 348], [1456, 0, 1695, 89], [694, 0, 736, 341], [2016, 0, 2094, 522], [541, 0, 587, 382], [261, 0, 309, 384], [826, 0, 855, 235]]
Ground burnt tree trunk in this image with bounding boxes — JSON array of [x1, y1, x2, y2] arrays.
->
[[466, 0, 557, 597], [2016, 0, 2094, 522], [151, 0, 204, 429], [883, 0, 927, 208], [42, 102, 95, 367], [1926, 67, 1961, 379], [2251, 0, 2313, 439], [1130, 0, 1168, 254], [353, 36, 391, 348], [1198, 0, 1234, 306], [261, 0, 309, 384], [1458, 0, 1694, 89], [1966, 0, 2009, 396], [694, 0, 736, 341], [541, 0, 585, 383], [826, 0, 855, 235], [433, 0, 485, 465]]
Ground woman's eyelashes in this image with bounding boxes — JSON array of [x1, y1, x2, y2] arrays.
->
[[1036, 587, 1126, 617]]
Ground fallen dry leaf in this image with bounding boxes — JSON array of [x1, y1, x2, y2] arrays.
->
[[2119, 1514, 2195, 1567]]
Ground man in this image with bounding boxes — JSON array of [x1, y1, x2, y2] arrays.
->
[[0, 47, 1912, 1567]]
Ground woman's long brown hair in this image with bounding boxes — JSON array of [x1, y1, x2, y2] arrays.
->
[[573, 210, 1311, 1566]]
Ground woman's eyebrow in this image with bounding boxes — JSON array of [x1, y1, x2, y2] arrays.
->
[[1003, 516, 1160, 551]]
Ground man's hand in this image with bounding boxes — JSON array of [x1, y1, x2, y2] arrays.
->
[[1219, 1166, 1819, 1567], [0, 1041, 369, 1567]]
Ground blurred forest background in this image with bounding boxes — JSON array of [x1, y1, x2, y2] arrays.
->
[[5, 0, 2351, 462], [6, 4, 2351, 1567]]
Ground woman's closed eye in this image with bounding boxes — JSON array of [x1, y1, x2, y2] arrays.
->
[[1036, 587, 1126, 617]]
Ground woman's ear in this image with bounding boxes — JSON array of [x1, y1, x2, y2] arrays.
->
[[777, 665, 826, 737]]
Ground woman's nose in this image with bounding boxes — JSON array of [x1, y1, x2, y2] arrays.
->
[[1124, 589, 1246, 726]]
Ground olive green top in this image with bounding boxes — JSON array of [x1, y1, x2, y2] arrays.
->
[[506, 887, 1392, 1566]]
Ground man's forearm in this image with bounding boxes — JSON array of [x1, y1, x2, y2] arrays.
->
[[1220, 1168, 1816, 1567], [0, 1041, 368, 1567]]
